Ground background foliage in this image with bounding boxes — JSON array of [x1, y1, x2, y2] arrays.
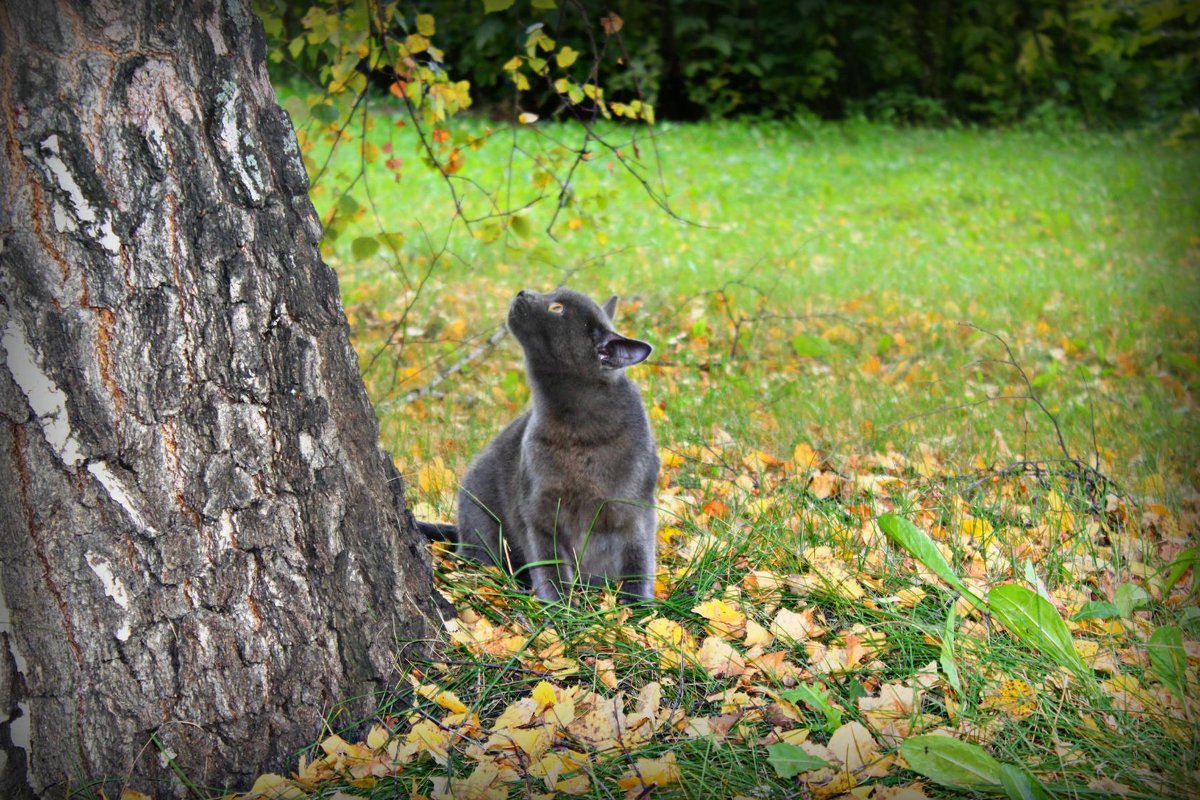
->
[[259, 0, 1200, 127]]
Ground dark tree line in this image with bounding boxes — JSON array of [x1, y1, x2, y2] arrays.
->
[[266, 0, 1197, 126]]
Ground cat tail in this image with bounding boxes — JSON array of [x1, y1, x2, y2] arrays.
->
[[416, 520, 458, 541]]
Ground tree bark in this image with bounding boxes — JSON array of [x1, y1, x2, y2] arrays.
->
[[0, 0, 437, 796]]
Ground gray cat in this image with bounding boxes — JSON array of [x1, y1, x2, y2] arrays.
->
[[418, 288, 659, 603]]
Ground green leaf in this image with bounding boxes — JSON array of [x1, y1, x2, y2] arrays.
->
[[378, 231, 406, 250], [900, 735, 1004, 789], [941, 603, 962, 695], [288, 35, 305, 60], [779, 683, 842, 732], [482, 0, 514, 12], [999, 763, 1052, 800], [987, 584, 1087, 673], [1148, 625, 1187, 700], [310, 102, 340, 123], [766, 742, 830, 778], [509, 214, 532, 237], [790, 333, 830, 358], [1163, 546, 1199, 594], [1070, 600, 1119, 621], [351, 236, 380, 260], [1114, 582, 1150, 618], [878, 514, 984, 609], [531, 0, 558, 7]]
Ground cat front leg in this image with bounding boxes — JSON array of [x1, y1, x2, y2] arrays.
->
[[617, 518, 657, 604], [523, 527, 575, 603]]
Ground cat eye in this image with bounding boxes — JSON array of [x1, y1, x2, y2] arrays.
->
[[547, 302, 564, 314]]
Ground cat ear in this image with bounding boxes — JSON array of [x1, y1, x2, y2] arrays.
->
[[598, 333, 652, 368], [602, 295, 619, 321]]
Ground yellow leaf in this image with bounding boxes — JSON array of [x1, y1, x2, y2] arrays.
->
[[241, 774, 304, 799], [771, 606, 823, 643], [693, 598, 746, 637], [407, 719, 451, 763], [120, 791, 154, 800], [556, 46, 579, 68], [595, 657, 618, 689], [366, 724, 390, 751], [961, 516, 993, 538], [744, 618, 774, 647], [416, 14, 435, 36], [617, 751, 681, 798], [424, 687, 469, 714], [531, 680, 557, 710], [417, 457, 456, 495], [319, 734, 372, 762], [659, 447, 684, 468], [744, 448, 783, 472], [793, 442, 820, 471], [507, 724, 553, 757], [405, 33, 429, 54], [565, 694, 623, 750], [491, 696, 537, 732], [827, 721, 879, 772], [698, 635, 748, 677], [556, 773, 590, 795], [643, 617, 696, 668], [808, 471, 840, 499]]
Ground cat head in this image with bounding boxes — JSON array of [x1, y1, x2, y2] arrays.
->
[[507, 288, 652, 380]]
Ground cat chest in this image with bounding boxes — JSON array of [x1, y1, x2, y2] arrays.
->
[[519, 442, 652, 529]]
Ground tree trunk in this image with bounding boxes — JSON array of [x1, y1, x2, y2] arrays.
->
[[0, 1, 437, 796]]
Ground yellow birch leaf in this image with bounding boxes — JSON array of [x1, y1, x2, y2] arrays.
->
[[595, 657, 618, 689], [693, 597, 746, 638], [416, 14, 435, 36], [617, 751, 681, 797], [407, 719, 450, 763], [491, 696, 537, 732], [771, 607, 821, 643], [532, 680, 557, 710], [405, 33, 429, 54], [827, 721, 879, 772], [644, 617, 696, 668], [745, 618, 774, 647], [241, 774, 304, 799], [793, 442, 820, 471], [698, 635, 748, 677], [366, 724, 390, 751], [556, 46, 579, 67]]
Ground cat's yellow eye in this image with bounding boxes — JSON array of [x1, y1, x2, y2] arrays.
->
[[548, 302, 564, 314]]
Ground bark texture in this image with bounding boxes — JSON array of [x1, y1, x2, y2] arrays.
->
[[0, 0, 437, 795]]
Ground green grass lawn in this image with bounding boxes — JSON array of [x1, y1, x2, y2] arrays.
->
[[277, 100, 1200, 799]]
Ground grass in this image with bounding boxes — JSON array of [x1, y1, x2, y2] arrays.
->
[[268, 95, 1200, 800]]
